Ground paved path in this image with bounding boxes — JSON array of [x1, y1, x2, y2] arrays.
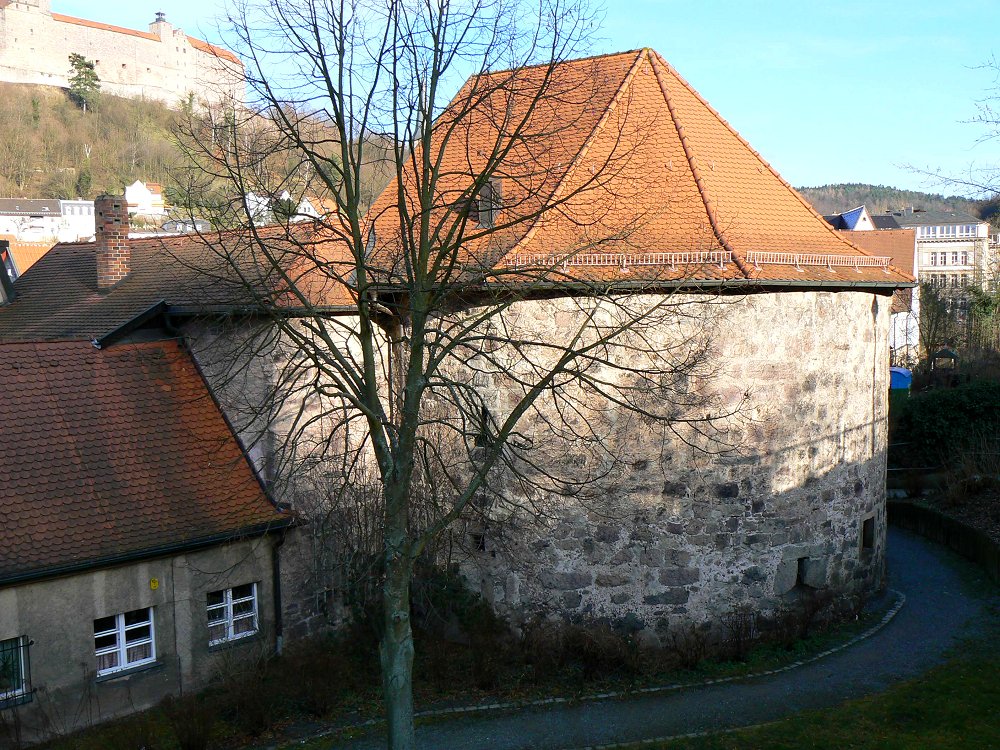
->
[[333, 528, 998, 749]]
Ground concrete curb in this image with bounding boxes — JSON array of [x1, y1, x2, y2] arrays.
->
[[312, 589, 906, 747]]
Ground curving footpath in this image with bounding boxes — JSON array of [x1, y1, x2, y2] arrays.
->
[[332, 528, 999, 750]]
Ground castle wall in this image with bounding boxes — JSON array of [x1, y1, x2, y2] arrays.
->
[[456, 289, 890, 635], [0, 3, 242, 107], [183, 286, 891, 640]]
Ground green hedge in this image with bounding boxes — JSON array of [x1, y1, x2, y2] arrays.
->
[[894, 380, 1000, 467]]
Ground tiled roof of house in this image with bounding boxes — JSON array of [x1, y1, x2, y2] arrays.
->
[[841, 229, 917, 313], [0, 199, 61, 217], [1, 235, 53, 274], [889, 209, 983, 227], [872, 215, 900, 230], [52, 13, 158, 41], [186, 36, 242, 66], [0, 225, 357, 342], [366, 49, 913, 290], [0, 339, 288, 584]]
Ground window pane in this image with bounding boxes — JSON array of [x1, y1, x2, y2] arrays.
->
[[207, 606, 226, 625], [0, 638, 23, 695], [233, 600, 255, 617], [97, 652, 119, 672], [232, 584, 254, 600], [126, 643, 151, 664], [95, 633, 118, 651], [124, 609, 150, 627], [124, 625, 151, 643], [94, 616, 116, 633], [208, 623, 226, 643], [233, 617, 256, 636], [207, 591, 225, 607]]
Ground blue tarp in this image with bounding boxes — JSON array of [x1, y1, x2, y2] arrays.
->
[[889, 367, 913, 390]]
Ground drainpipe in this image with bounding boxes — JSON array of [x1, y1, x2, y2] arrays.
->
[[272, 530, 286, 656]]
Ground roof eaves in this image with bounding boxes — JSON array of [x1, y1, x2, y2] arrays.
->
[[0, 519, 293, 588], [92, 300, 168, 349]]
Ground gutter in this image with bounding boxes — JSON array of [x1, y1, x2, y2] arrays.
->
[[0, 519, 294, 588], [272, 530, 286, 656]]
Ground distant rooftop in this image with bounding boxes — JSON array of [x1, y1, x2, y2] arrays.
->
[[887, 208, 983, 227]]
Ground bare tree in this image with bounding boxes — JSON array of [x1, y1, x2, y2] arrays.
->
[[173, 2, 747, 747]]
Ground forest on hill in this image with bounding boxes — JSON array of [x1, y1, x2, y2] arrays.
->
[[796, 183, 994, 220], [0, 82, 181, 199]]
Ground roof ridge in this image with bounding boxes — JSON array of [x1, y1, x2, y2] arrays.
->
[[481, 49, 644, 79], [647, 50, 876, 262], [646, 50, 751, 279], [501, 48, 645, 259]]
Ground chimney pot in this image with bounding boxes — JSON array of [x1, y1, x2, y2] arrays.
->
[[95, 194, 130, 290]]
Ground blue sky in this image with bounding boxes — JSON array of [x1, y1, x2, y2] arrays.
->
[[54, 0, 999, 195]]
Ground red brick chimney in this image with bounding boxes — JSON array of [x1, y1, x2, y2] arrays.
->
[[95, 194, 130, 289]]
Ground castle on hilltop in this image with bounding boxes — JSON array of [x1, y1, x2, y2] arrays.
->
[[0, 1, 243, 107]]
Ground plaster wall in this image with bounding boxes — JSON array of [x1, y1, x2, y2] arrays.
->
[[0, 538, 276, 741]]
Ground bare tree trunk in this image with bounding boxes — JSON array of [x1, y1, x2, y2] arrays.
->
[[380, 506, 416, 750]]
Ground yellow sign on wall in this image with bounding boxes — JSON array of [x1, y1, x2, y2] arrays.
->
[[149, 578, 159, 591]]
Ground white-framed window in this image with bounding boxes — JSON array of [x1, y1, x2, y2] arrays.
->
[[0, 636, 28, 702], [207, 583, 258, 645], [952, 251, 959, 265], [94, 608, 155, 676], [930, 252, 937, 266]]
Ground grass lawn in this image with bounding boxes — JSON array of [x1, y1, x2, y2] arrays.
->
[[644, 641, 1000, 750]]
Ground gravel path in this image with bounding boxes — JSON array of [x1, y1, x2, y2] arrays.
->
[[330, 528, 997, 749]]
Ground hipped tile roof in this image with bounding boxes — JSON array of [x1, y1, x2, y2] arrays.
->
[[0, 340, 288, 584], [367, 49, 913, 290]]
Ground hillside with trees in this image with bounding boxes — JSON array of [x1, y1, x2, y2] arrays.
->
[[796, 183, 992, 220], [0, 82, 181, 199]]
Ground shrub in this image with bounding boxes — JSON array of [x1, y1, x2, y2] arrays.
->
[[161, 694, 217, 750], [895, 380, 1000, 469]]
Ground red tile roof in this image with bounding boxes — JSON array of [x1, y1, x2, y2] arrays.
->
[[52, 13, 158, 41], [0, 340, 288, 584], [366, 49, 914, 290], [0, 224, 358, 342], [840, 229, 917, 313], [51, 13, 241, 66], [0, 235, 53, 274]]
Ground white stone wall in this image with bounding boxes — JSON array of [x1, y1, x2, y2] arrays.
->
[[0, 4, 242, 107], [183, 287, 892, 639], [456, 289, 890, 633]]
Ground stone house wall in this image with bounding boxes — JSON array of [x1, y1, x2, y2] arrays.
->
[[0, 537, 277, 742], [0, 2, 242, 107], [455, 289, 890, 635], [186, 317, 391, 639], [181, 286, 890, 640]]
